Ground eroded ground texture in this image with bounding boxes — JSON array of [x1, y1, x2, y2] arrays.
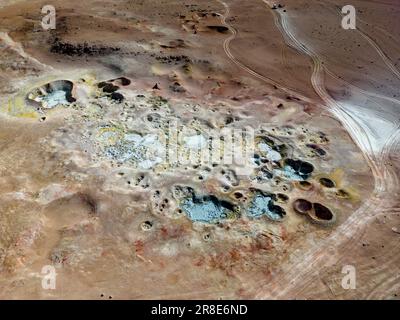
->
[[0, 0, 399, 299]]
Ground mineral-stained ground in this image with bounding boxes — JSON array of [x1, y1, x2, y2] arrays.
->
[[0, 0, 399, 299]]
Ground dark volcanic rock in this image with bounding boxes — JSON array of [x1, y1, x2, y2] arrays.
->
[[110, 92, 124, 103], [50, 39, 120, 56]]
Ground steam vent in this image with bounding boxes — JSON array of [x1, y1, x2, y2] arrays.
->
[[0, 0, 399, 301]]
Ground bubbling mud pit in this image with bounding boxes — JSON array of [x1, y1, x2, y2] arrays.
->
[[0, 74, 373, 298], [26, 80, 76, 110], [26, 77, 358, 225]]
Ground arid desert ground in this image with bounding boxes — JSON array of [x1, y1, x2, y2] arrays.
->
[[0, 0, 399, 299]]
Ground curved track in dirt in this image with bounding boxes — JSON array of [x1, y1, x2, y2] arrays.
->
[[216, 0, 312, 103], [262, 0, 400, 299], [326, 3, 400, 81], [218, 0, 400, 298]]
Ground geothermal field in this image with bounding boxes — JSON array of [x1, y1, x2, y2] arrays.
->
[[0, 0, 399, 300]]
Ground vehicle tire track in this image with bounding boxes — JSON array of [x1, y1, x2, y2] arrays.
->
[[319, 1, 400, 81], [216, 0, 312, 103], [257, 0, 400, 299]]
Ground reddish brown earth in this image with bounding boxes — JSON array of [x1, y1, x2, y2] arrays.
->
[[0, 0, 399, 299]]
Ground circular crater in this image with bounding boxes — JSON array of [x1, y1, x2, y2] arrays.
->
[[308, 203, 336, 225], [319, 177, 335, 188], [336, 189, 350, 199], [293, 198, 312, 215], [296, 180, 313, 191]]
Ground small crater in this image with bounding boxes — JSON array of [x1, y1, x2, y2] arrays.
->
[[203, 233, 211, 241], [101, 83, 119, 93], [336, 189, 350, 198], [233, 192, 243, 199], [284, 159, 314, 180], [110, 92, 124, 103], [297, 180, 313, 191], [113, 77, 131, 86], [306, 144, 326, 157], [313, 203, 333, 221], [276, 193, 289, 203], [141, 221, 153, 231], [293, 199, 312, 214], [319, 177, 335, 188]]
